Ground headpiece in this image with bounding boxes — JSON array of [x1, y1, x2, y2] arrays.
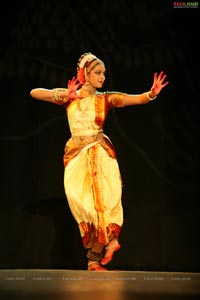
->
[[77, 52, 104, 85]]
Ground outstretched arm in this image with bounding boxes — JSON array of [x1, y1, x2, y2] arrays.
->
[[30, 87, 67, 103], [30, 77, 81, 104], [121, 71, 169, 106]]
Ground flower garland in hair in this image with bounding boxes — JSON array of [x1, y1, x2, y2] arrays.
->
[[77, 53, 97, 84]]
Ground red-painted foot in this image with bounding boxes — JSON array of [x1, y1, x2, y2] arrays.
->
[[101, 240, 121, 266]]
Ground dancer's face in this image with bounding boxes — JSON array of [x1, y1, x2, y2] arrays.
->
[[87, 63, 106, 88]]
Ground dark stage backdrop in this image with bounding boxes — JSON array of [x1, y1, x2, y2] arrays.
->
[[0, 0, 199, 271]]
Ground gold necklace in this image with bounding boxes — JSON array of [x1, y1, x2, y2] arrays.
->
[[81, 82, 96, 97]]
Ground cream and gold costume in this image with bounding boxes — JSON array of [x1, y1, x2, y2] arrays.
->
[[59, 91, 124, 248]]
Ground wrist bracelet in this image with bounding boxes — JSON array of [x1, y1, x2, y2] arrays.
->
[[146, 92, 157, 101], [52, 89, 63, 101], [52, 88, 67, 102]]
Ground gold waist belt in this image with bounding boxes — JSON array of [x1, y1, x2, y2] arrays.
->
[[72, 132, 103, 145]]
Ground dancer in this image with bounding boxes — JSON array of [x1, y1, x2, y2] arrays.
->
[[30, 52, 169, 270]]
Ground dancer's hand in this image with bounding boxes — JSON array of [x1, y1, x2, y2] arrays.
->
[[67, 76, 82, 100], [150, 71, 169, 97]]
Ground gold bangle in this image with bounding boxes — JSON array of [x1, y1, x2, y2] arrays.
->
[[52, 88, 67, 102], [146, 92, 157, 101]]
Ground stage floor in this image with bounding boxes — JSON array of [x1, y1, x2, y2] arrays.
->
[[0, 269, 199, 300]]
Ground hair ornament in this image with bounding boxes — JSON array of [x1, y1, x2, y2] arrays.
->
[[77, 52, 97, 84], [79, 53, 97, 69], [77, 67, 85, 84]]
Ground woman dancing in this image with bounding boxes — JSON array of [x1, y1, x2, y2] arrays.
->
[[30, 52, 168, 270]]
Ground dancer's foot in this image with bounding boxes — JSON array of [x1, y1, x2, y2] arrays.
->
[[101, 239, 121, 266], [87, 261, 107, 271]]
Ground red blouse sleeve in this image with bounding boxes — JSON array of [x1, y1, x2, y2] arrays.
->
[[106, 92, 125, 108]]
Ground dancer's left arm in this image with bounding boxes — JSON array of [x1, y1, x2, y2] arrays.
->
[[121, 71, 169, 106]]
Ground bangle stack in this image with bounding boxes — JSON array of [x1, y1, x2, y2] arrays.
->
[[52, 88, 67, 102], [52, 89, 62, 102], [146, 92, 157, 101]]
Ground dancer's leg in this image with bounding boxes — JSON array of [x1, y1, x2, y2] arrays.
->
[[87, 249, 107, 271]]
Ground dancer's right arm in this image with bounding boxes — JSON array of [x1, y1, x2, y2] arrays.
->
[[30, 77, 81, 104], [30, 88, 69, 104]]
